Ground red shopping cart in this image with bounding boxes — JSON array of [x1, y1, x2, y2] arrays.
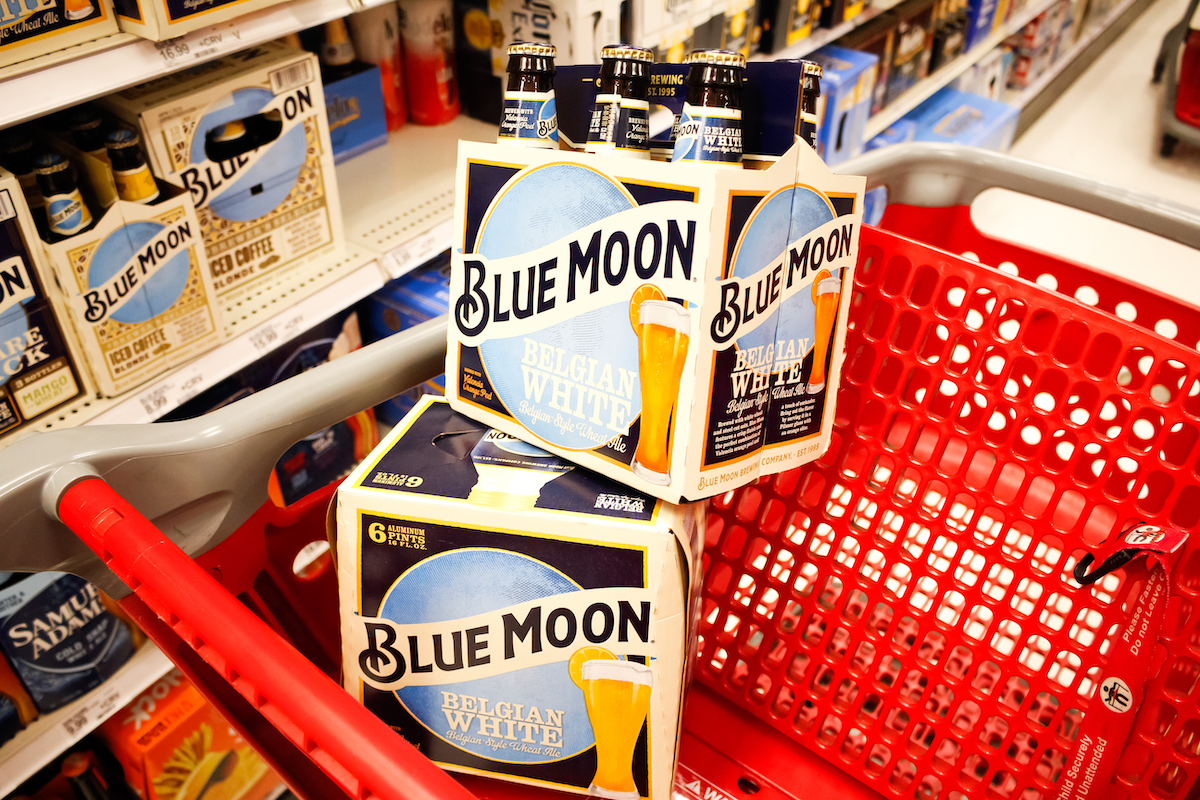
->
[[2, 144, 1200, 800]]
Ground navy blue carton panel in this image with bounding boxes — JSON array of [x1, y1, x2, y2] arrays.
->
[[0, 573, 136, 713], [325, 64, 390, 165], [555, 60, 805, 161], [0, 179, 88, 439]]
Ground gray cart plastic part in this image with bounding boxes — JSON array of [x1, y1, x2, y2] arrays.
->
[[1153, 0, 1200, 157], [2, 144, 1199, 600]]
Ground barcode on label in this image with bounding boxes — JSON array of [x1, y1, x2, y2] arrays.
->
[[270, 61, 313, 94], [0, 190, 16, 223]]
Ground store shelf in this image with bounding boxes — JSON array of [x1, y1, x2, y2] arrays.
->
[[753, 0, 909, 62], [0, 642, 174, 797], [340, 116, 498, 278], [1009, 0, 1142, 108], [863, 0, 1062, 138], [0, 0, 358, 130]]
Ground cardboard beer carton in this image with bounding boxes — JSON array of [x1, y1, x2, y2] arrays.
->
[[0, 169, 90, 439], [337, 396, 701, 799], [110, 0, 289, 41], [101, 43, 343, 306], [99, 668, 285, 800], [446, 138, 864, 503], [487, 0, 622, 73], [0, 0, 119, 70], [39, 176, 223, 397]]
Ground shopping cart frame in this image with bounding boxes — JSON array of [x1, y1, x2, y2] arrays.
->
[[2, 143, 1199, 800]]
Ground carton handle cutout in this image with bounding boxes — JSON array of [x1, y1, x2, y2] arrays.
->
[[204, 110, 283, 163]]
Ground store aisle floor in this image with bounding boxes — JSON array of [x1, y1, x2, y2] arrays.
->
[[970, 0, 1200, 301]]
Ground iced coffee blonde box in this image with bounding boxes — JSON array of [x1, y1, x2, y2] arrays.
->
[[447, 139, 865, 503], [337, 396, 701, 800]]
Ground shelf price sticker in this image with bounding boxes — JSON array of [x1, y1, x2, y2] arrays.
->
[[385, 219, 453, 278], [152, 21, 247, 67], [60, 685, 123, 737]]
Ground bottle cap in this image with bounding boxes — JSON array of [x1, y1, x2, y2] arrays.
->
[[684, 49, 746, 68], [0, 130, 31, 154], [600, 45, 654, 62], [34, 153, 69, 175], [105, 128, 141, 149], [506, 42, 556, 57], [67, 106, 103, 132], [802, 60, 824, 77]]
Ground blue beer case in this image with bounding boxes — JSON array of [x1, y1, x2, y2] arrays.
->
[[336, 396, 701, 799]]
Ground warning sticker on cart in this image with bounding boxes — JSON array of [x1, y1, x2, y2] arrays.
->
[[674, 764, 736, 800]]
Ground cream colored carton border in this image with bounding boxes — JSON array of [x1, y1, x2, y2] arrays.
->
[[113, 0, 289, 41], [100, 44, 344, 306], [39, 185, 224, 397], [335, 395, 700, 800], [0, 0, 119, 70]]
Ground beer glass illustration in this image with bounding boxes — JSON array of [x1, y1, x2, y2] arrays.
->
[[64, 0, 94, 20], [807, 271, 842, 394], [631, 299, 690, 485], [581, 659, 653, 799]]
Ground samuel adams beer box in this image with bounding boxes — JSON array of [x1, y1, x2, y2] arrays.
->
[[338, 396, 701, 800], [447, 139, 865, 503]]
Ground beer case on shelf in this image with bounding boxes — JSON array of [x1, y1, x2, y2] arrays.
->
[[0, 169, 91, 439], [487, 0, 622, 74], [807, 45, 879, 165], [886, 0, 936, 102], [101, 43, 343, 307], [757, 0, 822, 54], [0, 0, 119, 70], [37, 173, 224, 398], [109, 0, 290, 41], [98, 668, 285, 800], [336, 396, 702, 800], [445, 138, 865, 504]]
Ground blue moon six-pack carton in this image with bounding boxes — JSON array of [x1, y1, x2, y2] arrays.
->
[[337, 396, 701, 799], [446, 139, 865, 503]]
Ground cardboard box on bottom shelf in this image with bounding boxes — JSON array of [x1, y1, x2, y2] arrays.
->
[[101, 43, 343, 308], [0, 169, 90, 439], [338, 396, 701, 799], [38, 179, 223, 398], [0, 0, 118, 70], [109, 0, 289, 41], [446, 138, 865, 503], [99, 668, 285, 800]]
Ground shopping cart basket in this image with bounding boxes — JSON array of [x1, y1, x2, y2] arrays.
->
[[697, 143, 1200, 800], [2, 144, 1199, 800]]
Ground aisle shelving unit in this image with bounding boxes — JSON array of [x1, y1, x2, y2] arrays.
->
[[752, 0, 908, 61], [0, 643, 173, 797]]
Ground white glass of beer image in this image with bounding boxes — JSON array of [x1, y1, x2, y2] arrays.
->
[[581, 659, 653, 799], [64, 0, 94, 20], [807, 271, 842, 395], [631, 296, 690, 486]]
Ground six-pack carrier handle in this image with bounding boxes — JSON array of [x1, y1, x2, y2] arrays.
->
[[2, 145, 1200, 800]]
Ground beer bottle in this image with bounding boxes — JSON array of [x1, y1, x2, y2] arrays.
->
[[35, 153, 93, 240], [62, 753, 114, 800], [105, 129, 159, 205], [497, 42, 558, 149], [671, 49, 745, 167], [782, 59, 823, 150], [0, 128, 45, 214], [586, 45, 654, 158], [67, 105, 110, 163], [321, 18, 360, 84], [929, 0, 949, 70]]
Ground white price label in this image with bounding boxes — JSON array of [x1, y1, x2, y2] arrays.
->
[[386, 220, 453, 278], [138, 385, 170, 417], [60, 686, 122, 737], [153, 22, 245, 67], [250, 325, 281, 352]]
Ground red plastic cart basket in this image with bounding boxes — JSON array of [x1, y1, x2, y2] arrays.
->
[[2, 144, 1200, 800], [699, 144, 1200, 800]]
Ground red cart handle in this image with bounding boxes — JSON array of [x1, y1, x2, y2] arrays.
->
[[55, 473, 477, 800]]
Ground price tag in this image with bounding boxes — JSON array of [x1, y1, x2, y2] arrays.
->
[[385, 219, 453, 278], [152, 21, 246, 67], [249, 324, 281, 352], [137, 385, 171, 418], [60, 686, 122, 737]]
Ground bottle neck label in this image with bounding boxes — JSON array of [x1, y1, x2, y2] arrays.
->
[[586, 94, 651, 157], [671, 103, 743, 166], [498, 90, 558, 149], [799, 111, 819, 150], [45, 190, 91, 236], [113, 164, 160, 205]]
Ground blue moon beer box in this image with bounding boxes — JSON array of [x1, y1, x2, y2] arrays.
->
[[447, 139, 865, 502], [337, 396, 701, 800]]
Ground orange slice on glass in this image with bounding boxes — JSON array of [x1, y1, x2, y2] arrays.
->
[[569, 646, 618, 688], [629, 284, 667, 332]]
